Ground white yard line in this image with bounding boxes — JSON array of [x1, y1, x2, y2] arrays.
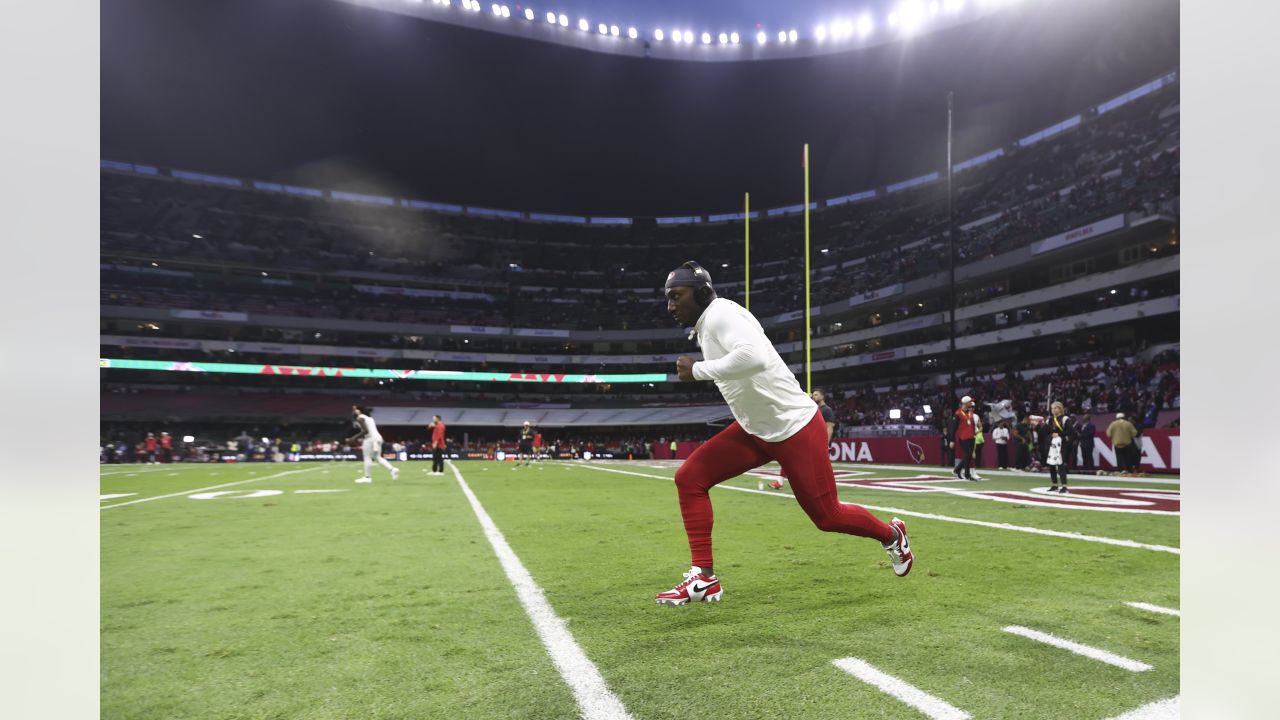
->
[[830, 463, 1182, 485], [568, 463, 1180, 555], [99, 467, 322, 509], [831, 657, 970, 720], [1002, 625, 1152, 672], [1103, 696, 1179, 720], [1124, 602, 1180, 617], [446, 461, 633, 720], [100, 465, 205, 477]]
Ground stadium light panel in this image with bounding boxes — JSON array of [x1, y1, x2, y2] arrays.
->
[[757, 30, 767, 44], [890, 409, 902, 419], [442, 0, 449, 5], [777, 30, 787, 42], [916, 414, 926, 422], [183, 435, 195, 443], [599, 22, 608, 34], [578, 18, 589, 31], [490, 3, 500, 15], [719, 32, 728, 44], [815, 25, 827, 41], [628, 27, 637, 39], [500, 4, 510, 17], [610, 25, 619, 36], [524, 8, 534, 20], [730, 32, 739, 43], [546, 11, 555, 23], [858, 14, 874, 37], [654, 28, 664, 40], [924, 404, 933, 413], [558, 13, 567, 26], [788, 29, 798, 42], [702, 32, 711, 44], [684, 30, 694, 43]]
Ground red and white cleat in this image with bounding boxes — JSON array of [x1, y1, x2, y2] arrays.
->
[[883, 518, 914, 577], [654, 567, 722, 606], [768, 480, 785, 490]]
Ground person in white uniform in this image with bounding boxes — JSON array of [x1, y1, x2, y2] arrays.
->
[[345, 405, 399, 484]]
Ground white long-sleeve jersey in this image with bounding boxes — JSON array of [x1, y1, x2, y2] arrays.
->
[[355, 413, 383, 442], [689, 297, 817, 442]]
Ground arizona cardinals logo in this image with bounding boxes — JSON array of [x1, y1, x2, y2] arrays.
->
[[906, 439, 926, 464]]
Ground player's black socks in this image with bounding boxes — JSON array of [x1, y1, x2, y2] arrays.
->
[[700, 566, 714, 577]]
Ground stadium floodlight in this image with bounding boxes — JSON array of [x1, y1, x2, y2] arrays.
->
[[730, 32, 739, 43], [578, 18, 589, 31], [815, 25, 827, 41], [500, 4, 510, 17], [524, 8, 534, 20], [684, 30, 694, 43], [838, 20, 854, 38], [558, 13, 567, 26], [890, 409, 903, 419], [701, 32, 711, 44], [788, 29, 798, 42], [599, 22, 608, 34], [916, 414, 926, 422], [628, 27, 637, 39], [719, 32, 728, 44], [777, 30, 787, 42], [610, 25, 619, 36], [900, 1, 926, 32], [546, 11, 555, 23], [442, 0, 450, 5], [923, 404, 933, 413], [182, 435, 195, 443], [654, 28, 664, 40], [888, 12, 898, 27], [490, 3, 500, 15], [858, 14, 873, 37], [757, 30, 767, 44]]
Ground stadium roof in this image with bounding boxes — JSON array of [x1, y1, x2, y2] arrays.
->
[[102, 0, 1177, 216]]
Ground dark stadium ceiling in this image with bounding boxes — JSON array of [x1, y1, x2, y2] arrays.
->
[[338, 0, 1014, 62], [101, 0, 1178, 217]]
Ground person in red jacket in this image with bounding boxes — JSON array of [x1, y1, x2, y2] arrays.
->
[[948, 396, 978, 481], [159, 432, 173, 463], [429, 415, 446, 475], [143, 432, 158, 464]]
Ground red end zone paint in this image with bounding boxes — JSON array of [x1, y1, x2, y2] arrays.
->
[[656, 431, 1179, 474]]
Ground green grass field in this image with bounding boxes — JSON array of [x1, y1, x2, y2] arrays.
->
[[101, 460, 1179, 719]]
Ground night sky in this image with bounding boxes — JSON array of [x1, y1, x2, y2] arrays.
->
[[101, 0, 1178, 216]]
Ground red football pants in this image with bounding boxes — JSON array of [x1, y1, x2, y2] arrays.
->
[[674, 410, 894, 568]]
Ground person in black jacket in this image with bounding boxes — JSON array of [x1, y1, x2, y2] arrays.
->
[[1042, 401, 1077, 493], [1077, 415, 1097, 472]]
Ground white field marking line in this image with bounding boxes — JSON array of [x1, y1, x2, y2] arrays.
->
[[446, 461, 634, 720], [1124, 601, 1180, 617], [1103, 696, 1179, 720], [100, 493, 136, 501], [1002, 625, 1152, 672], [830, 462, 1182, 485], [568, 463, 1180, 555], [99, 467, 323, 509], [294, 489, 352, 494], [831, 657, 970, 720], [868, 485, 1181, 516], [100, 465, 205, 477]]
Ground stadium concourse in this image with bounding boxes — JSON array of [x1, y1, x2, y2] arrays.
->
[[100, 0, 1180, 718]]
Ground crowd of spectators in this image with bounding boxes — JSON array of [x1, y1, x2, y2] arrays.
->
[[101, 84, 1179, 332]]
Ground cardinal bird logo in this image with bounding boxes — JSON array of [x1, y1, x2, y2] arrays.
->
[[906, 439, 926, 464]]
